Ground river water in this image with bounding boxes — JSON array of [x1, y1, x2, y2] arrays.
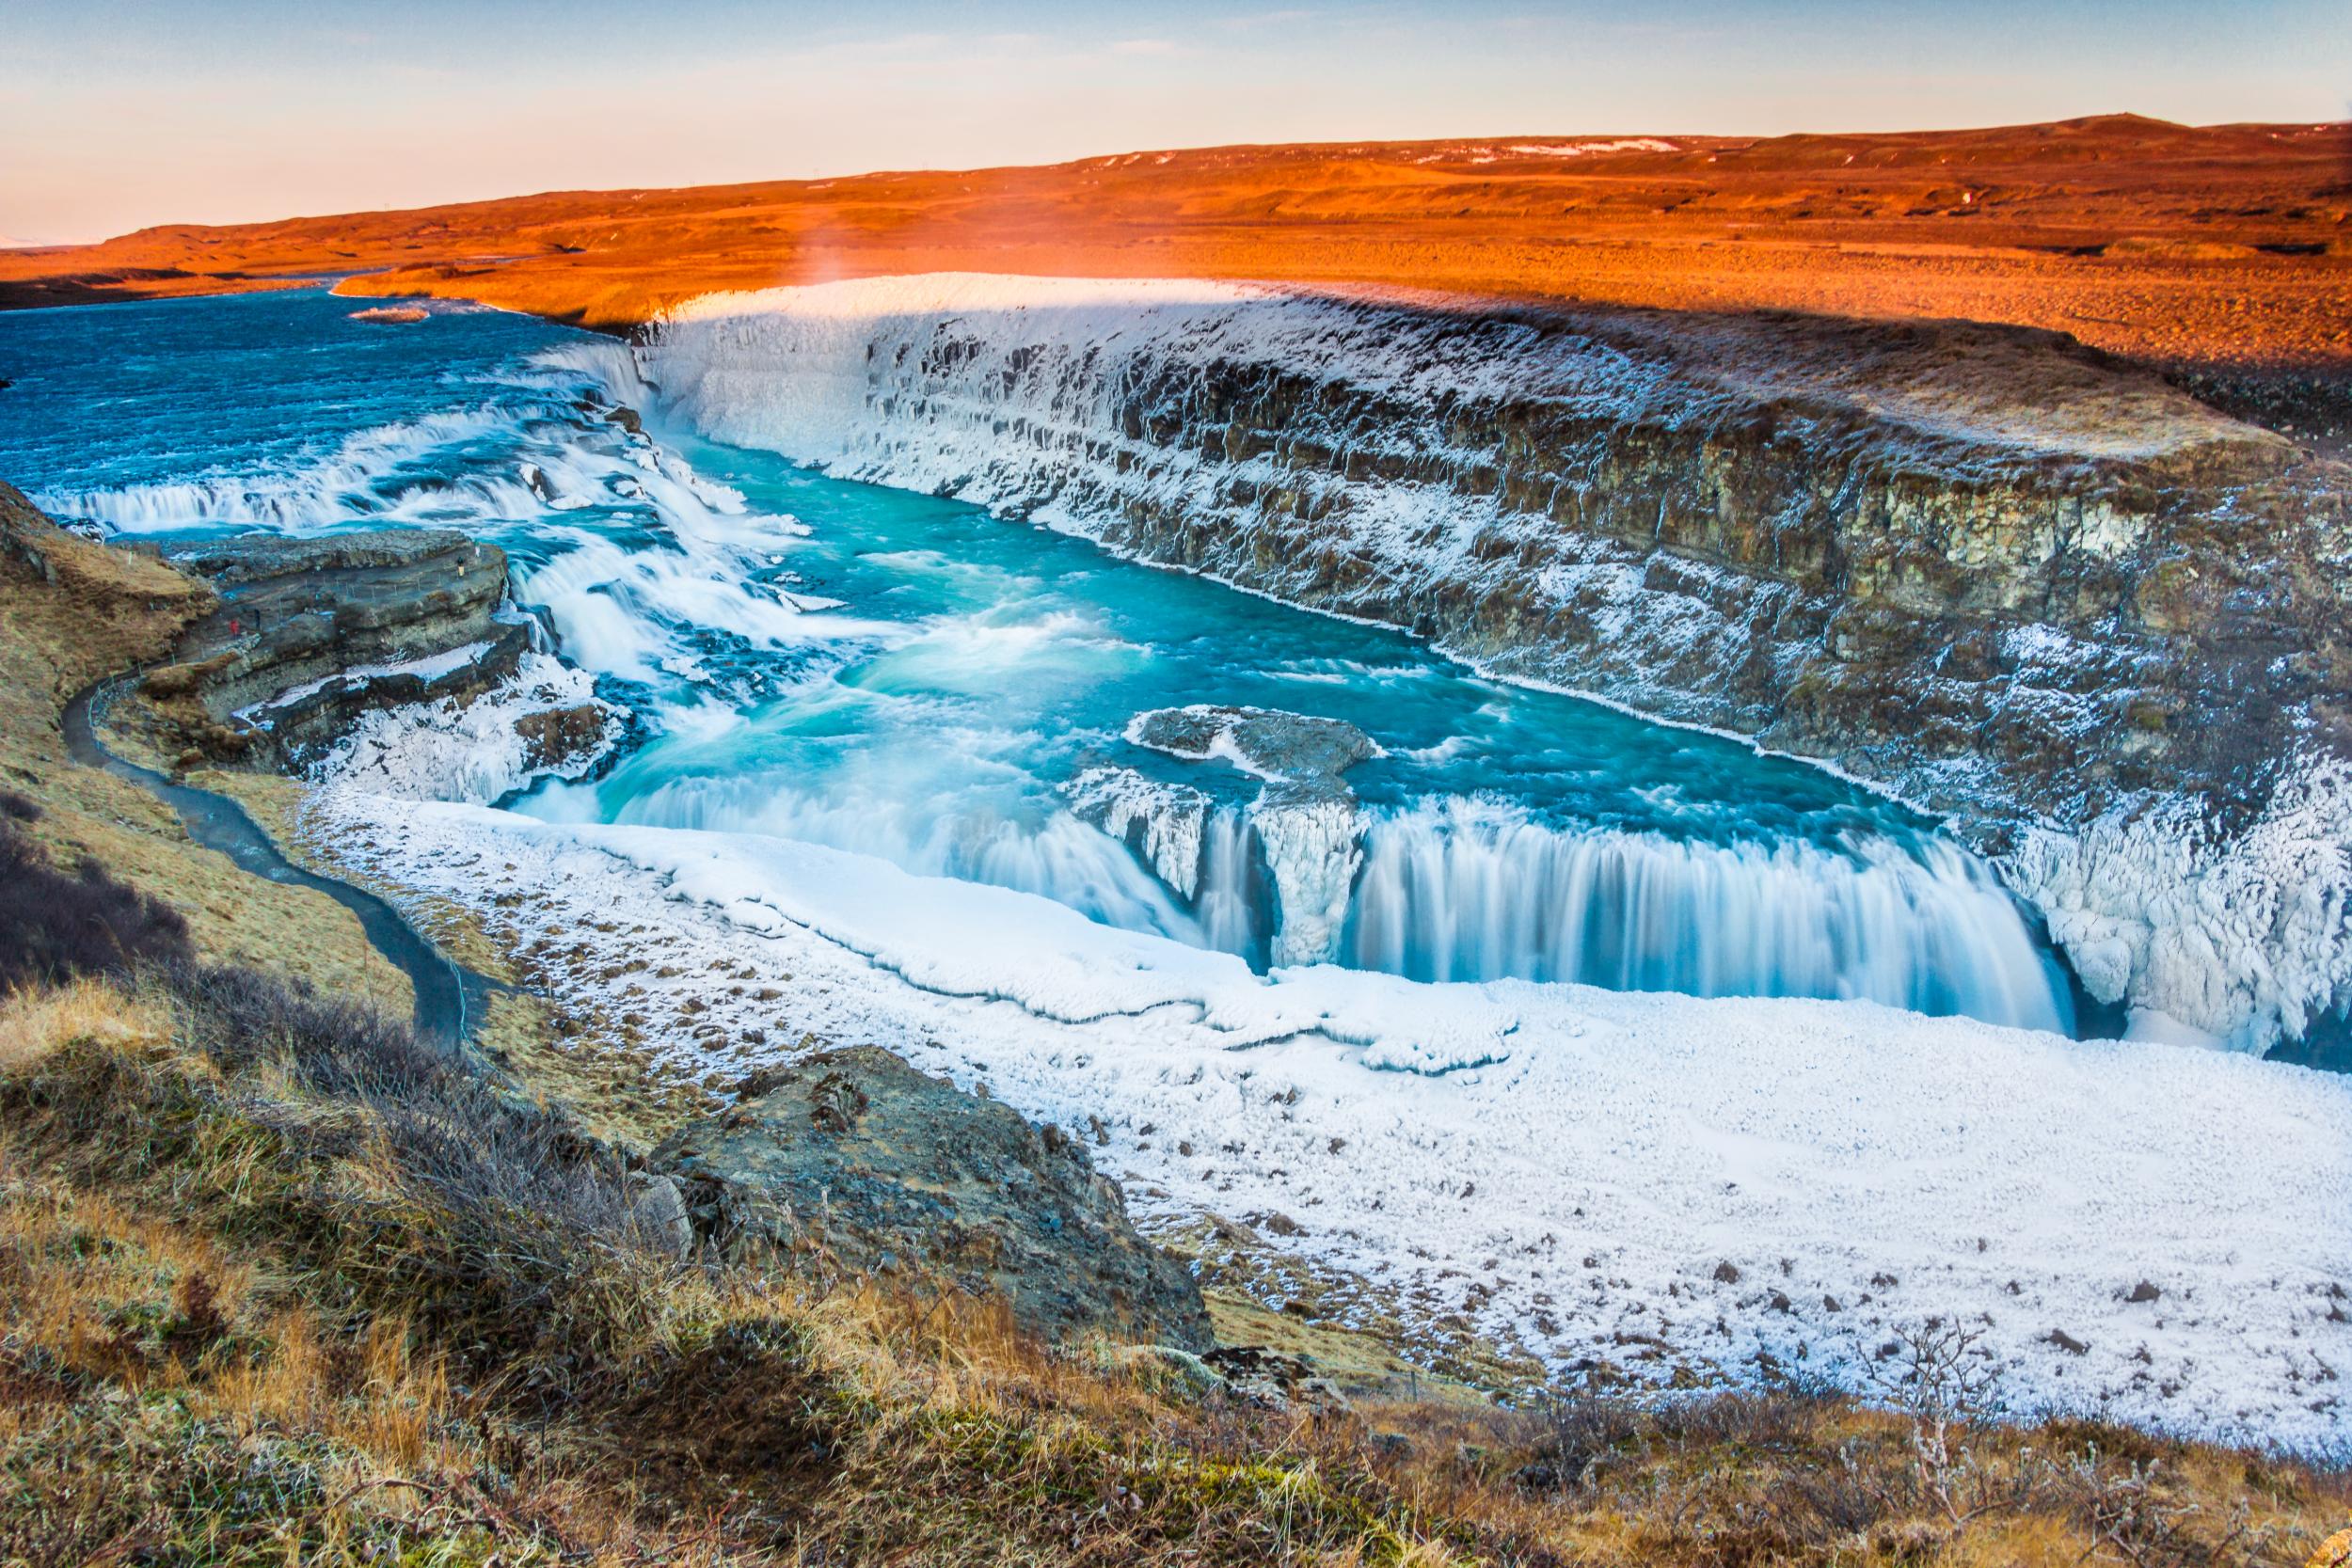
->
[[0, 286, 2078, 1032]]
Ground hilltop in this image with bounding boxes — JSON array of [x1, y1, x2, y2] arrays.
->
[[1, 115, 2345, 382]]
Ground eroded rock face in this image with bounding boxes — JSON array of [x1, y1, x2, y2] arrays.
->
[[653, 1046, 1213, 1350]]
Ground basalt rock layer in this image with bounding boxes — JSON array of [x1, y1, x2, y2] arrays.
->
[[137, 530, 525, 767], [626, 274, 2352, 1052]]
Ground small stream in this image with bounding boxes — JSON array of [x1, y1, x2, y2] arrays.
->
[[59, 678, 485, 1042]]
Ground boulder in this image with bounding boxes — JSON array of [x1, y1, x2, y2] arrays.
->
[[653, 1046, 1211, 1350], [513, 702, 612, 772]]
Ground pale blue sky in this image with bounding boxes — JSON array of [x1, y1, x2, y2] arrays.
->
[[5, 0, 2344, 244]]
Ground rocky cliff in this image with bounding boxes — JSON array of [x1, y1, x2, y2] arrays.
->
[[130, 529, 617, 795], [625, 275, 2352, 1053]]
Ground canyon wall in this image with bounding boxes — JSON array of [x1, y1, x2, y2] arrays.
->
[[614, 275, 2352, 1053]]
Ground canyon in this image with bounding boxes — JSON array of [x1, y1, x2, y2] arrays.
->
[[610, 273, 2350, 1053]]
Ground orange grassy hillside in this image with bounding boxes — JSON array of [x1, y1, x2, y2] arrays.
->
[[3, 116, 2347, 373]]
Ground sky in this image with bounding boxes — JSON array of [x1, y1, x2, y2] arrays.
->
[[5, 0, 2346, 245]]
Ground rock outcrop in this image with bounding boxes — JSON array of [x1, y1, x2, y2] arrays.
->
[[1128, 705, 1377, 782], [653, 1046, 1213, 1350], [1120, 705, 1381, 966], [640, 276, 2352, 1051], [133, 530, 524, 768]]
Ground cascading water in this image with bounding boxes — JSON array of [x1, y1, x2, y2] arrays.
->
[[1074, 785, 2072, 1033], [1345, 802, 2070, 1029], [0, 286, 2085, 1037]]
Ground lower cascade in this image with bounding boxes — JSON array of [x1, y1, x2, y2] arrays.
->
[[1348, 803, 2070, 1027], [1088, 789, 2073, 1032]]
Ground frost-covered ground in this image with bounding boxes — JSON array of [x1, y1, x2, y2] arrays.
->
[[315, 785, 2352, 1449]]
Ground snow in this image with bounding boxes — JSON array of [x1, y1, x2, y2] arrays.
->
[[310, 652, 621, 804], [2006, 753, 2352, 1053], [1501, 138, 1681, 156], [234, 640, 499, 724], [313, 784, 2352, 1449]]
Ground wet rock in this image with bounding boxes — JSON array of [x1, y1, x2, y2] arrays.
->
[[1063, 767, 1214, 898], [603, 404, 643, 436], [347, 306, 429, 325], [653, 1046, 1211, 1350], [1129, 704, 1376, 781]]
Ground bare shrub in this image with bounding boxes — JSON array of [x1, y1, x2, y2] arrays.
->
[[0, 823, 191, 990], [1862, 1319, 2015, 1524]]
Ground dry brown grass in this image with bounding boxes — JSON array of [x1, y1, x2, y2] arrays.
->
[[1, 117, 2344, 374], [0, 489, 412, 1015], [1, 966, 2345, 1567], [0, 980, 165, 1072]]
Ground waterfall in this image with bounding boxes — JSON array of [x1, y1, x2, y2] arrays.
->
[[1344, 800, 2072, 1032], [1195, 811, 1265, 963], [1081, 792, 2070, 1032], [1065, 767, 1212, 899]]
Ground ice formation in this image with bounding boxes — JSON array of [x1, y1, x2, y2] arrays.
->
[[312, 652, 620, 804], [1064, 767, 1214, 900]]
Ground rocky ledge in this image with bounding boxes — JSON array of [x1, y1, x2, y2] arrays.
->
[[650, 1046, 1213, 1349], [1090, 705, 1382, 966], [131, 529, 612, 786]]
